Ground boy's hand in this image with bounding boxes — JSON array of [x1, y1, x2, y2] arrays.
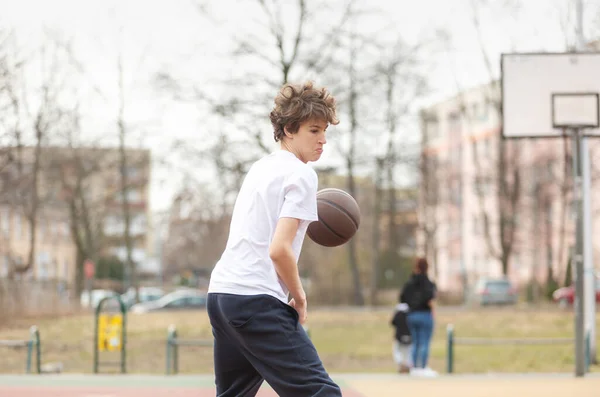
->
[[289, 297, 308, 325]]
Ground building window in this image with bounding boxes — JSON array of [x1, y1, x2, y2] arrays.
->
[[427, 118, 439, 140], [1, 256, 8, 277], [131, 214, 147, 235], [37, 252, 51, 280], [104, 215, 121, 235], [39, 219, 45, 242], [113, 246, 146, 264], [62, 259, 69, 281], [14, 213, 21, 238], [50, 222, 57, 239], [62, 222, 70, 238], [448, 112, 461, 135], [118, 188, 141, 203], [476, 100, 489, 121], [485, 136, 493, 157], [1, 209, 9, 235], [474, 175, 492, 195], [125, 166, 138, 179]]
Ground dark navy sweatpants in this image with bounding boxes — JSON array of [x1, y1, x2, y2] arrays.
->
[[207, 293, 342, 397]]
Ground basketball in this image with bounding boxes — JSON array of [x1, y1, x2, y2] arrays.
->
[[307, 188, 361, 247]]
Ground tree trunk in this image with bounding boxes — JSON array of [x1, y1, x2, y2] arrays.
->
[[74, 248, 85, 300], [346, 161, 363, 305], [556, 136, 570, 284], [117, 52, 137, 302], [370, 158, 384, 306], [545, 196, 555, 293], [385, 72, 398, 252], [345, 25, 364, 306]]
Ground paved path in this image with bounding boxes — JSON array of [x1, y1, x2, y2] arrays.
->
[[1, 373, 600, 397]]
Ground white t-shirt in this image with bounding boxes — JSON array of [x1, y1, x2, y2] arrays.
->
[[207, 150, 318, 303]]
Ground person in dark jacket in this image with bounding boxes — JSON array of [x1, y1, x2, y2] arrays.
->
[[390, 302, 412, 373], [400, 257, 437, 377]]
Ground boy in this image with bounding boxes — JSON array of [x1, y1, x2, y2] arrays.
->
[[207, 81, 342, 396], [391, 302, 412, 373]]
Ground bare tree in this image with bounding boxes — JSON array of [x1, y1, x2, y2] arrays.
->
[[156, 0, 358, 212], [556, 136, 572, 285], [79, 25, 156, 301], [115, 48, 138, 300], [464, 0, 522, 276], [379, 45, 413, 247], [156, 0, 376, 306], [418, 112, 441, 280], [162, 183, 230, 283], [45, 107, 110, 298], [1, 36, 75, 276], [441, 0, 576, 287], [369, 157, 384, 305], [367, 35, 431, 304]]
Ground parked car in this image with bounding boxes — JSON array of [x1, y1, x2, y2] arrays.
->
[[130, 289, 207, 314], [120, 287, 164, 309], [472, 278, 518, 306], [80, 289, 118, 309], [552, 279, 600, 307]]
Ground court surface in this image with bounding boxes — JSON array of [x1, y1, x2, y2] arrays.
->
[[1, 373, 600, 397]]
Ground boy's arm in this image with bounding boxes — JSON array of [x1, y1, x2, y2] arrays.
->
[[273, 167, 318, 325], [270, 217, 306, 308]]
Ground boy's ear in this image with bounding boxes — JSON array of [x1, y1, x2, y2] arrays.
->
[[284, 125, 294, 139]]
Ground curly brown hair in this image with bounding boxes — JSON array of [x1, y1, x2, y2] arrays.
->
[[269, 81, 339, 142]]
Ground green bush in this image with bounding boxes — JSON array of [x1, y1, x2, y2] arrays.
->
[[377, 250, 413, 289], [96, 256, 126, 281], [545, 277, 559, 300], [564, 256, 573, 287]]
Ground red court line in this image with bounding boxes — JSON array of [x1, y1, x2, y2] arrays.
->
[[0, 386, 363, 397], [0, 387, 228, 397]]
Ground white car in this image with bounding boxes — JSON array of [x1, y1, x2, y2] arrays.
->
[[130, 289, 207, 314], [80, 289, 118, 309]]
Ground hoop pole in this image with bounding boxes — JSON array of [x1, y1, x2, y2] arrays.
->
[[586, 330, 590, 372], [572, 128, 586, 377], [574, 0, 597, 367]]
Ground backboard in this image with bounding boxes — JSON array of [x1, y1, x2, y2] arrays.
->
[[501, 52, 600, 138]]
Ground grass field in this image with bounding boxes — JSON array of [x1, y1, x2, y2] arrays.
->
[[0, 305, 598, 375]]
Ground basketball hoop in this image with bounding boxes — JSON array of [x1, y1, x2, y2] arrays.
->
[[552, 93, 599, 130], [501, 52, 600, 138], [501, 51, 600, 378]]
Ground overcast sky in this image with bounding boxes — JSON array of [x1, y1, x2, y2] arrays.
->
[[1, 0, 598, 212]]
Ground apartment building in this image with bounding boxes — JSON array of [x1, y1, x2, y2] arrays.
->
[[94, 147, 154, 279], [0, 146, 154, 289], [418, 78, 600, 294]]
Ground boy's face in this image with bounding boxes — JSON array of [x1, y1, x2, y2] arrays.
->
[[286, 117, 328, 163]]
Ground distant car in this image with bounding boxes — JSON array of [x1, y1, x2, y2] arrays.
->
[[472, 278, 518, 306], [130, 289, 207, 314], [120, 287, 164, 309], [552, 279, 600, 307], [80, 289, 118, 309]]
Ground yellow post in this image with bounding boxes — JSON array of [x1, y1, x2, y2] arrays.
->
[[97, 314, 123, 352]]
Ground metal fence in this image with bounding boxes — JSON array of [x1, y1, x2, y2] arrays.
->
[[446, 324, 591, 374], [0, 326, 41, 374]]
